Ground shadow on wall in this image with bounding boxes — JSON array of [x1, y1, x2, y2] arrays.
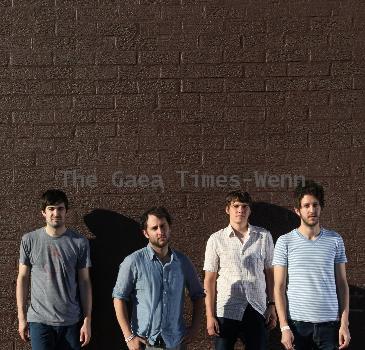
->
[[84, 209, 146, 350]]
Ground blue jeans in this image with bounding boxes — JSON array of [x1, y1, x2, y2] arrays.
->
[[215, 304, 267, 350], [289, 320, 339, 350], [29, 322, 81, 350]]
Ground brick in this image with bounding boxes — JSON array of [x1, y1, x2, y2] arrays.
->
[[116, 94, 156, 110], [224, 20, 266, 34], [119, 65, 160, 79], [75, 66, 118, 80], [311, 16, 352, 34], [13, 80, 54, 95], [309, 77, 352, 90], [139, 79, 180, 93], [266, 77, 309, 91], [289, 1, 333, 16], [202, 122, 243, 136], [36, 152, 77, 167], [182, 48, 223, 64], [309, 133, 352, 149], [354, 75, 365, 89], [182, 78, 223, 93], [12, 67, 74, 80], [309, 106, 351, 120], [285, 32, 328, 48], [179, 64, 243, 78], [226, 78, 265, 92], [245, 63, 286, 77], [14, 138, 54, 152], [199, 34, 240, 48], [56, 19, 97, 36], [267, 17, 309, 34], [12, 111, 54, 123], [267, 48, 309, 62], [331, 91, 365, 106], [31, 96, 72, 110], [10, 49, 53, 66], [33, 124, 74, 138], [288, 62, 330, 76], [162, 5, 203, 20], [56, 0, 97, 7], [158, 93, 200, 110], [14, 168, 55, 183], [285, 91, 330, 106], [0, 50, 9, 65], [203, 150, 244, 165], [0, 96, 31, 110], [73, 95, 114, 110], [204, 5, 246, 20], [96, 50, 136, 65], [54, 49, 95, 66], [156, 33, 198, 51], [140, 21, 181, 37], [54, 80, 96, 95], [224, 107, 265, 122], [223, 47, 266, 63], [97, 80, 137, 94], [75, 123, 116, 138], [311, 46, 352, 61], [139, 51, 179, 65]]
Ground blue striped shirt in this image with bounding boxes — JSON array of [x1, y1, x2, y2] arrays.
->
[[273, 228, 347, 322]]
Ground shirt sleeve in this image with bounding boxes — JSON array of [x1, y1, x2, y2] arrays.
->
[[203, 235, 219, 272], [19, 235, 31, 266], [264, 232, 274, 269], [335, 236, 348, 264], [77, 237, 91, 269], [182, 256, 205, 301], [272, 235, 288, 266], [112, 256, 136, 301]]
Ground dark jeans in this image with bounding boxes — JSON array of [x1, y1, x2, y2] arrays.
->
[[215, 304, 267, 350], [29, 322, 81, 350], [289, 320, 339, 350]]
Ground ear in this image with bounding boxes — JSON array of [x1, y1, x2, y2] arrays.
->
[[225, 205, 230, 215], [41, 210, 46, 219], [143, 230, 149, 239], [294, 207, 300, 216]]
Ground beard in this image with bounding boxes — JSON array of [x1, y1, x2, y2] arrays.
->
[[149, 236, 170, 248], [301, 216, 319, 227]]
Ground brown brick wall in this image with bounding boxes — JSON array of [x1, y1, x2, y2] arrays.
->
[[1, 0, 364, 349]]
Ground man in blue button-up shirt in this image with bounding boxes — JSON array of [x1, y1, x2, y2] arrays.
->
[[113, 206, 205, 350]]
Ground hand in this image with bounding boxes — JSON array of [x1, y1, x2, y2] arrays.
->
[[182, 325, 199, 344], [127, 336, 147, 350], [281, 328, 295, 350], [265, 305, 277, 330], [18, 319, 30, 342], [339, 324, 351, 349], [206, 316, 220, 336], [80, 318, 91, 347]]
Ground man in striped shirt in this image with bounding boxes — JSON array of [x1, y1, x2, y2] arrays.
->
[[204, 191, 277, 350], [273, 180, 350, 350]]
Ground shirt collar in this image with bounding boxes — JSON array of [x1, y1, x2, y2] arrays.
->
[[225, 223, 256, 238], [146, 243, 175, 261]]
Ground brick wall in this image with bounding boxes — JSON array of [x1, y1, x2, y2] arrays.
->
[[1, 0, 364, 349]]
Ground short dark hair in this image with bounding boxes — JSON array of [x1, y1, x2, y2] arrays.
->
[[225, 190, 252, 208], [294, 180, 324, 209], [140, 206, 172, 230], [41, 189, 69, 211]]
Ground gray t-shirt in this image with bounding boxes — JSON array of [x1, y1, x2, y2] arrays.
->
[[19, 227, 91, 326]]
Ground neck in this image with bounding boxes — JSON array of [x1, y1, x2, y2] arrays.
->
[[45, 225, 67, 237], [298, 223, 321, 240], [230, 221, 249, 236], [150, 244, 169, 260]]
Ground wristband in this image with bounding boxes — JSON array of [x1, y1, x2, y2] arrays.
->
[[267, 301, 275, 306], [125, 334, 135, 343], [280, 325, 291, 332]]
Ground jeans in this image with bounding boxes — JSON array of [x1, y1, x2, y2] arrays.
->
[[29, 322, 81, 350], [215, 304, 267, 350], [289, 320, 339, 350]]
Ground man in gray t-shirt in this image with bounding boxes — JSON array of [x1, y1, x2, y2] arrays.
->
[[16, 189, 92, 350]]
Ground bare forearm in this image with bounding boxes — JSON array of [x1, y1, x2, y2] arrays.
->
[[338, 282, 350, 326], [16, 274, 29, 321], [79, 278, 92, 320], [204, 277, 216, 318], [274, 285, 288, 327], [113, 298, 133, 337], [265, 267, 274, 301]]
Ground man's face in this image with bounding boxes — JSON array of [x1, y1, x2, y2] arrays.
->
[[226, 200, 251, 225], [295, 194, 321, 227], [143, 215, 171, 249], [42, 202, 67, 229]]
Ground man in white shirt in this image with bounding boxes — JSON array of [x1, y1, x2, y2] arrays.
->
[[204, 191, 276, 350]]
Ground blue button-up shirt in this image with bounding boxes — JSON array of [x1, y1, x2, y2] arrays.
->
[[112, 245, 205, 348]]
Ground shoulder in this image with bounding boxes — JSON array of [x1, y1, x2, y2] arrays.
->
[[250, 225, 271, 238], [65, 229, 89, 246], [276, 229, 297, 245], [21, 228, 43, 242], [321, 228, 342, 239], [173, 249, 192, 263], [208, 227, 227, 241], [122, 247, 148, 265]]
